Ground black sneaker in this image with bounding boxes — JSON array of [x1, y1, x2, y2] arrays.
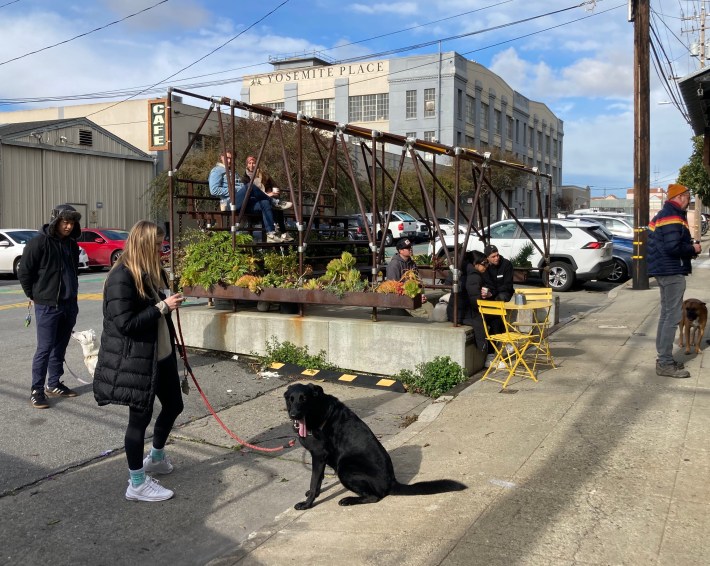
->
[[656, 363, 690, 379], [30, 389, 50, 409], [45, 382, 78, 397]]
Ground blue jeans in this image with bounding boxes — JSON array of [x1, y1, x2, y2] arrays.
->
[[655, 274, 686, 365], [32, 300, 79, 391], [235, 186, 276, 233]]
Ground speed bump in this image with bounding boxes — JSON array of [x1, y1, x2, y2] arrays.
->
[[268, 362, 406, 392]]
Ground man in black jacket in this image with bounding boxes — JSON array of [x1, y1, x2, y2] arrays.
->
[[18, 204, 82, 408], [481, 244, 514, 301]]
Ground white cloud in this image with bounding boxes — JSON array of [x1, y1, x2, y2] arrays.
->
[[350, 3, 418, 16]]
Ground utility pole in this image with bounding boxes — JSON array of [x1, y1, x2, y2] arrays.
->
[[631, 0, 650, 290]]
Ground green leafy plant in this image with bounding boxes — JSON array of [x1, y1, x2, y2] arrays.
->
[[318, 251, 367, 296], [511, 242, 534, 268], [259, 337, 339, 371], [395, 356, 467, 398], [178, 230, 258, 289]]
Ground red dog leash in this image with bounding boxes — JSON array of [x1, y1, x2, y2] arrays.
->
[[175, 309, 295, 453]]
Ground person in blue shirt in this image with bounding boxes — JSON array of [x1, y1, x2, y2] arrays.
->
[[647, 183, 702, 378], [208, 152, 291, 243]]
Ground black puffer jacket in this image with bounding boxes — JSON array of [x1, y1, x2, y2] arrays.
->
[[18, 222, 81, 305], [93, 264, 176, 411]]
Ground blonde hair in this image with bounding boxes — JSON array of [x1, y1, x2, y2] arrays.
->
[[110, 220, 166, 299]]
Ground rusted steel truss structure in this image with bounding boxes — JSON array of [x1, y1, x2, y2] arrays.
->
[[165, 88, 553, 322]]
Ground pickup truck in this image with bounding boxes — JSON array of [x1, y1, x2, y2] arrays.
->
[[365, 211, 418, 246]]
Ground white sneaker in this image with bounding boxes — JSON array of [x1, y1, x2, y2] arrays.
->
[[280, 232, 294, 243], [484, 354, 495, 368], [506, 344, 515, 354], [497, 361, 508, 369], [266, 232, 282, 243], [143, 454, 174, 475], [272, 200, 293, 210], [125, 476, 174, 502]]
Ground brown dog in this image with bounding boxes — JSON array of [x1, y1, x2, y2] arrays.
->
[[679, 298, 707, 354]]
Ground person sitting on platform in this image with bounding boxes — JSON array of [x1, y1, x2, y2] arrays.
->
[[208, 152, 291, 243], [481, 244, 514, 301], [241, 155, 293, 242], [386, 238, 419, 282]]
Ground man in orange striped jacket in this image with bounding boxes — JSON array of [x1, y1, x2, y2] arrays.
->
[[647, 183, 702, 378]]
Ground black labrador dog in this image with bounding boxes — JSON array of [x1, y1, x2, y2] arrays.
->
[[284, 382, 466, 509]]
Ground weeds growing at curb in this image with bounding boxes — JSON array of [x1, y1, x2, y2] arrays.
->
[[258, 337, 339, 371], [395, 356, 467, 398]]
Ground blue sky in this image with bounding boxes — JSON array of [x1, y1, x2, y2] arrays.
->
[[0, 0, 701, 197]]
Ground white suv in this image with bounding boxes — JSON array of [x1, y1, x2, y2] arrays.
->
[[428, 218, 614, 292]]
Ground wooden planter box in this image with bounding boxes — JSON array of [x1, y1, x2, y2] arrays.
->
[[417, 266, 449, 281], [182, 285, 422, 309]]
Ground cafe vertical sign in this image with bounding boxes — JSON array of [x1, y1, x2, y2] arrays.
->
[[148, 98, 169, 150]]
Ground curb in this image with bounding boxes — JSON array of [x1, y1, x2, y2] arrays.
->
[[268, 361, 407, 392]]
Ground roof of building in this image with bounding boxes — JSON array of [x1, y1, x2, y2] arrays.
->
[[0, 117, 152, 160], [678, 66, 710, 136]]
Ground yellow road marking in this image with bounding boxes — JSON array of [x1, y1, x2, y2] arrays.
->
[[0, 292, 103, 311], [338, 374, 357, 382]]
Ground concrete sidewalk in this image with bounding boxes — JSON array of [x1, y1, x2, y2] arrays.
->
[[212, 256, 710, 565]]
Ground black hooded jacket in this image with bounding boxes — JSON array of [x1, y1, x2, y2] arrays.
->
[[18, 214, 81, 306]]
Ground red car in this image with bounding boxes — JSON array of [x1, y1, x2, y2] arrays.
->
[[78, 228, 129, 270]]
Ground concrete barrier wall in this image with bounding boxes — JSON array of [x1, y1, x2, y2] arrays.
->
[[177, 305, 485, 376]]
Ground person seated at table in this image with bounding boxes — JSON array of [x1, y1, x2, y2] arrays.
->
[[241, 155, 293, 242], [481, 244, 514, 301], [444, 249, 488, 355], [208, 152, 291, 243]]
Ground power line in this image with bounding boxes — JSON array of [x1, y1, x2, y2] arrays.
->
[[0, 0, 618, 109], [84, 0, 292, 118], [0, 0, 169, 67], [0, 0, 21, 8]]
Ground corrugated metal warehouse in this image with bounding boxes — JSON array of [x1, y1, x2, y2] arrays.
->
[[0, 118, 155, 230]]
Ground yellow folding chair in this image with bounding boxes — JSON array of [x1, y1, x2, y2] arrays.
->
[[513, 288, 555, 370], [478, 299, 537, 389]]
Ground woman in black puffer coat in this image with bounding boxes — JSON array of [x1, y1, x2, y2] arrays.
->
[[444, 249, 489, 351], [93, 221, 185, 502]]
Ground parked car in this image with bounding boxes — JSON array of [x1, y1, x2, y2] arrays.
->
[[431, 217, 466, 237], [428, 218, 614, 292], [566, 214, 634, 239], [78, 246, 90, 270], [0, 228, 39, 277], [414, 220, 429, 242], [606, 236, 633, 283], [78, 228, 129, 270], [365, 211, 418, 246], [344, 214, 369, 241]]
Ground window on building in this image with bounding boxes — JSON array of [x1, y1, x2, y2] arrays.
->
[[188, 132, 207, 151], [481, 102, 489, 130], [424, 88, 436, 117], [348, 93, 389, 122], [297, 98, 334, 120], [546, 134, 551, 154], [537, 130, 543, 151], [466, 95, 475, 125], [522, 122, 526, 145], [457, 89, 463, 120], [264, 101, 285, 112], [553, 138, 558, 158], [423, 130, 436, 142], [528, 126, 534, 148], [465, 135, 475, 148], [494, 109, 502, 135], [457, 131, 462, 146], [406, 131, 417, 140], [406, 90, 417, 119], [507, 116, 514, 140]]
